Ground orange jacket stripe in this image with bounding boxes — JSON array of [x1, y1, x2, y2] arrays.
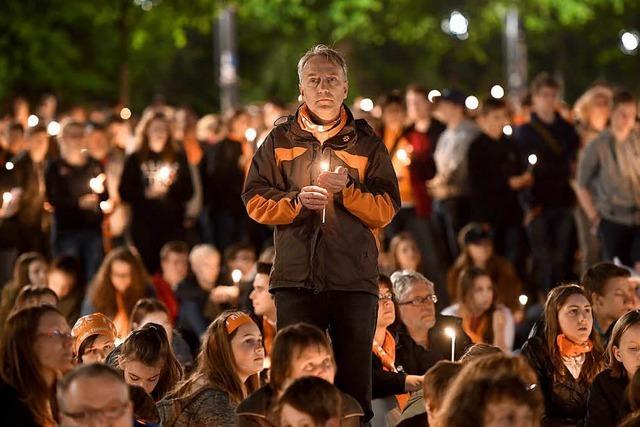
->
[[334, 150, 368, 182], [274, 147, 308, 167], [246, 194, 302, 225], [342, 185, 396, 229]]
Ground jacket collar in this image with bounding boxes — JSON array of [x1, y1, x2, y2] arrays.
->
[[286, 103, 359, 150]]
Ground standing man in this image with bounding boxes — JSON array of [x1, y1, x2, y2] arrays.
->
[[242, 44, 400, 420], [513, 73, 580, 293]]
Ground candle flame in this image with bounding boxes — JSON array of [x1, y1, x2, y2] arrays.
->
[[444, 327, 456, 339]]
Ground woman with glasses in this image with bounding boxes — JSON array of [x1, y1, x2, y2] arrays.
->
[[0, 305, 74, 426], [521, 284, 604, 426], [371, 275, 424, 427], [159, 311, 264, 427], [236, 322, 363, 427], [392, 270, 472, 376]]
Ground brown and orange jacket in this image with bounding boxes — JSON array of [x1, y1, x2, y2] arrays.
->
[[242, 105, 400, 295]]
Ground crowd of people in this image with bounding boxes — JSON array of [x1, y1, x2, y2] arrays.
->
[[1, 43, 640, 426]]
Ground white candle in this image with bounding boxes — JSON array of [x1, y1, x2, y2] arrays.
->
[[2, 192, 12, 206], [527, 154, 538, 171], [157, 165, 172, 185], [231, 269, 242, 284], [444, 327, 456, 361], [320, 161, 329, 223], [89, 173, 106, 194]]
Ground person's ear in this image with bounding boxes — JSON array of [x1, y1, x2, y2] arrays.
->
[[613, 346, 623, 363], [299, 84, 305, 102]]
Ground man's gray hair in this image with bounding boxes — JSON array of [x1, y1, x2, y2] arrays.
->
[[390, 270, 434, 302], [297, 44, 348, 83]]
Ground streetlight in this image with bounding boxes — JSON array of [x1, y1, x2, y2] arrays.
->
[[491, 85, 505, 99], [620, 30, 640, 55], [442, 11, 469, 40]]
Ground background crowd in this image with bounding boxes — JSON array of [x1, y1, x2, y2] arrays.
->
[[2, 69, 640, 427]]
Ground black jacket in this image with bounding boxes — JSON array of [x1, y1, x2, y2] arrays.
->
[[119, 150, 193, 231], [513, 113, 580, 209], [372, 351, 406, 399], [468, 132, 524, 226], [242, 105, 400, 295], [0, 380, 39, 427], [45, 156, 108, 232], [585, 369, 630, 427], [201, 138, 246, 215], [395, 315, 472, 375], [521, 333, 593, 426]]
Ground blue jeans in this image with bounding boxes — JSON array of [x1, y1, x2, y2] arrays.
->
[[53, 229, 104, 281], [526, 207, 575, 294]]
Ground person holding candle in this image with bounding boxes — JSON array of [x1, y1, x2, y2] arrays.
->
[[467, 98, 530, 277], [45, 120, 108, 280], [521, 284, 604, 426], [391, 270, 472, 375], [441, 267, 515, 352], [242, 45, 400, 421], [513, 73, 580, 294], [119, 112, 193, 274]]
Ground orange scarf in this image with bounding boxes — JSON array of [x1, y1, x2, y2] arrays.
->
[[372, 330, 409, 410], [557, 334, 593, 357], [297, 104, 348, 144], [262, 317, 276, 355], [112, 293, 130, 338], [462, 313, 490, 345]]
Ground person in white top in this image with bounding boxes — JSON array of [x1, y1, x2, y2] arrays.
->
[[441, 266, 514, 352]]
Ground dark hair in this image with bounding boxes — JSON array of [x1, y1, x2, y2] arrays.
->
[[224, 242, 256, 264], [223, 108, 248, 136], [479, 98, 507, 116], [119, 323, 183, 401], [50, 256, 80, 279], [277, 376, 342, 425], [543, 284, 604, 383], [130, 298, 170, 329], [459, 343, 503, 363], [378, 275, 393, 294], [457, 267, 495, 343], [270, 323, 334, 392], [160, 241, 189, 261], [530, 72, 560, 94], [406, 84, 429, 100], [137, 112, 177, 162], [582, 262, 630, 297], [12, 285, 58, 313], [423, 361, 462, 411], [628, 367, 640, 412], [608, 310, 640, 378], [88, 247, 151, 319], [28, 123, 48, 136], [1, 305, 64, 425], [379, 91, 405, 110], [0, 252, 47, 326], [57, 363, 128, 408], [8, 122, 24, 134], [611, 88, 637, 112], [436, 374, 543, 427]]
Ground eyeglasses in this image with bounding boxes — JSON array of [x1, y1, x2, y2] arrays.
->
[[378, 293, 394, 302], [38, 330, 73, 341], [61, 401, 130, 423], [398, 295, 438, 306]]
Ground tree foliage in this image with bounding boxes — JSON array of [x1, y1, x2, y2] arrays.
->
[[1, 0, 638, 114]]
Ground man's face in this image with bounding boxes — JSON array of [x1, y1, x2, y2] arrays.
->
[[405, 90, 430, 122], [531, 86, 558, 117], [610, 102, 637, 137], [29, 131, 49, 163], [593, 277, 636, 324], [299, 56, 348, 123], [59, 375, 133, 427], [250, 273, 275, 317], [192, 253, 220, 289], [397, 281, 437, 332], [60, 127, 86, 157], [382, 103, 406, 129], [161, 251, 188, 286], [479, 108, 509, 140]]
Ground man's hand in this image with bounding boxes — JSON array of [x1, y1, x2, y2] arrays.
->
[[78, 193, 99, 211], [210, 285, 240, 304], [298, 185, 329, 211], [0, 188, 22, 219], [317, 166, 348, 194], [508, 172, 534, 190]]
